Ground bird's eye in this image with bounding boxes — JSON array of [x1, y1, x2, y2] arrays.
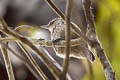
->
[[49, 21, 55, 25], [48, 19, 56, 26]]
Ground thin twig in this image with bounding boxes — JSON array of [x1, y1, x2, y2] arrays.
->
[[0, 37, 17, 42], [16, 42, 48, 80], [61, 0, 73, 79], [0, 42, 15, 80], [0, 17, 60, 80], [82, 0, 115, 80]]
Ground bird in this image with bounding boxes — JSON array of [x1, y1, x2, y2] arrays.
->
[[40, 17, 95, 62]]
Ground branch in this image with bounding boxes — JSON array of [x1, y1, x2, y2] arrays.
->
[[0, 37, 84, 47], [0, 42, 15, 80], [61, 0, 73, 79], [82, 0, 115, 80], [43, 0, 65, 19]]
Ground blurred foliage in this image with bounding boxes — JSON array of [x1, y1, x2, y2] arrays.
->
[[84, 0, 120, 80]]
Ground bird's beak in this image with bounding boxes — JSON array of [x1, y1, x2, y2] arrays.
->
[[40, 25, 50, 30], [40, 24, 54, 32]]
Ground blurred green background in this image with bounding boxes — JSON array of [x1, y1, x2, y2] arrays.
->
[[84, 0, 120, 80]]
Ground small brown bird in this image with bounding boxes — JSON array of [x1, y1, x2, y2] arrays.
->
[[41, 18, 95, 62]]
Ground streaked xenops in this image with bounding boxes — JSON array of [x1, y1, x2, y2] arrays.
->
[[41, 18, 95, 62]]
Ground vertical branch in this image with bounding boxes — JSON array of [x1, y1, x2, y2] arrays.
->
[[61, 0, 73, 79], [0, 42, 15, 80], [43, 0, 65, 19], [16, 42, 48, 80], [82, 0, 115, 80]]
